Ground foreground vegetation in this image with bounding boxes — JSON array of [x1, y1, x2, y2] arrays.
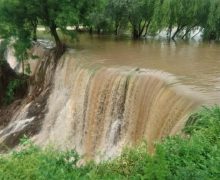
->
[[0, 106, 219, 179]]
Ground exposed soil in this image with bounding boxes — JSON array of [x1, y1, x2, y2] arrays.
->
[[0, 88, 51, 151], [0, 100, 23, 130]]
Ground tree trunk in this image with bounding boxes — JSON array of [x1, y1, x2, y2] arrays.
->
[[182, 25, 197, 39], [167, 24, 173, 40], [172, 26, 184, 40], [75, 24, 79, 32], [132, 28, 139, 39], [49, 21, 65, 59], [89, 27, 93, 34], [97, 28, 101, 35], [144, 20, 152, 37], [191, 28, 202, 39], [31, 20, 38, 42], [33, 28, 37, 42], [171, 26, 180, 40], [21, 60, 25, 75], [50, 22, 62, 49], [139, 20, 147, 37], [114, 21, 120, 36], [130, 17, 141, 39], [43, 1, 62, 51]]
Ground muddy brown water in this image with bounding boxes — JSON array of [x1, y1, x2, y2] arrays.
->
[[72, 34, 220, 105], [32, 35, 219, 160], [0, 35, 220, 161], [3, 35, 219, 160]]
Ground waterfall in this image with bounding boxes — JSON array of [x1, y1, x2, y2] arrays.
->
[[34, 51, 201, 160]]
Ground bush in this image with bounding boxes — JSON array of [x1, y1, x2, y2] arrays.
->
[[3, 79, 25, 104], [0, 106, 220, 179]]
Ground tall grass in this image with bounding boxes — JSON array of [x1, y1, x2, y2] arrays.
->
[[0, 106, 220, 179]]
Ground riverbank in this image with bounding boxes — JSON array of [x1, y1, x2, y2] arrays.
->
[[0, 106, 219, 179]]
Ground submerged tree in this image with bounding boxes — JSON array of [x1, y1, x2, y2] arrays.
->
[[126, 0, 156, 39], [204, 0, 220, 40], [86, 0, 112, 34], [106, 0, 128, 36]]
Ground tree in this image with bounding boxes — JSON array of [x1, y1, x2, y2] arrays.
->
[[0, 0, 33, 74], [86, 0, 111, 34], [169, 0, 197, 40], [0, 0, 87, 105], [178, 0, 210, 40], [0, 0, 85, 55], [158, 0, 179, 39], [26, 0, 81, 53], [106, 0, 128, 35], [204, 0, 220, 40], [126, 0, 156, 39], [78, 0, 98, 32]]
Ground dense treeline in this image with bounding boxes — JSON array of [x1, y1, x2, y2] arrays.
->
[[0, 0, 220, 48], [86, 0, 220, 40]]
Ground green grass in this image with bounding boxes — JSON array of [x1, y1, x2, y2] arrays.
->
[[0, 106, 220, 179]]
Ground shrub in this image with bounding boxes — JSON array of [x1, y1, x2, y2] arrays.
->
[[0, 106, 219, 179], [3, 78, 26, 105]]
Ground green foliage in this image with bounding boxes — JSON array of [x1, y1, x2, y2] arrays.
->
[[106, 0, 128, 35], [204, 0, 220, 40], [184, 106, 220, 135], [0, 0, 91, 58], [0, 0, 33, 61], [0, 106, 220, 179], [0, 136, 82, 180], [1, 0, 220, 45], [3, 78, 26, 105], [82, 0, 220, 40], [86, 0, 112, 34], [0, 40, 9, 64]]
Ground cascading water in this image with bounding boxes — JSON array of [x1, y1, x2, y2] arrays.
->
[[34, 50, 202, 161]]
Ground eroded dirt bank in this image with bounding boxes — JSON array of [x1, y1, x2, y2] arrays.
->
[[0, 44, 56, 151]]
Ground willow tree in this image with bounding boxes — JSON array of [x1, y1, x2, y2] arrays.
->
[[78, 0, 98, 32], [106, 0, 128, 35], [204, 0, 220, 40], [171, 0, 211, 40], [86, 0, 112, 34], [146, 0, 169, 39], [126, 0, 156, 39], [192, 0, 211, 38], [170, 0, 194, 39]]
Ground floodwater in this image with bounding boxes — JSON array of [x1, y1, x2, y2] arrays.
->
[[72, 34, 220, 104], [3, 34, 220, 160], [35, 35, 219, 159]]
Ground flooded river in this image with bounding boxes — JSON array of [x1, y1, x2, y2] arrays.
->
[[3, 35, 220, 159], [72, 34, 220, 104]]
